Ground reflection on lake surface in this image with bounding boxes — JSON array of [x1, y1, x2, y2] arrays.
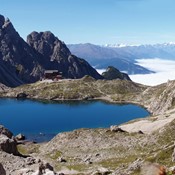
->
[[0, 98, 149, 142]]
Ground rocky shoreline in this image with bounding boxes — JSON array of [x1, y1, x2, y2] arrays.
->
[[1, 79, 175, 174]]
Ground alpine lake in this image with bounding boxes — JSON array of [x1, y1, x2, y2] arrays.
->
[[0, 98, 149, 142]]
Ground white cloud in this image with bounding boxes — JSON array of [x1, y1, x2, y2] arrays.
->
[[130, 58, 175, 86], [96, 69, 106, 74]]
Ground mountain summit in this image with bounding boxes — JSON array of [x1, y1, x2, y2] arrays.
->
[[102, 66, 131, 81], [27, 31, 102, 79], [0, 15, 102, 86], [0, 15, 43, 87]]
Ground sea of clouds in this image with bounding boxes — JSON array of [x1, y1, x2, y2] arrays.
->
[[96, 58, 175, 86], [130, 58, 175, 86]]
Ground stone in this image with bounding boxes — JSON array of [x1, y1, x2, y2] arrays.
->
[[0, 125, 13, 138], [84, 158, 93, 164], [16, 93, 28, 99], [57, 157, 67, 163], [15, 133, 25, 141], [38, 162, 55, 175], [127, 158, 143, 171], [138, 130, 144, 134], [110, 125, 126, 132], [26, 157, 37, 165], [0, 134, 19, 155], [0, 163, 6, 175]]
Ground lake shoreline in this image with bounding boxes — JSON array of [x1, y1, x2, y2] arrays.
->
[[0, 97, 149, 143]]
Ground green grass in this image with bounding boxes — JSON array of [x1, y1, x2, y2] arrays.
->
[[17, 144, 40, 155]]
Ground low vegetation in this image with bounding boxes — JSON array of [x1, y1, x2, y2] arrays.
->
[[1, 78, 175, 174]]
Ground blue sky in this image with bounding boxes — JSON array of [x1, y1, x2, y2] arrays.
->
[[1, 0, 175, 45]]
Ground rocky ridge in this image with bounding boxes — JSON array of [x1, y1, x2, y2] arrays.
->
[[0, 15, 43, 87], [102, 66, 131, 80], [27, 31, 103, 80], [0, 14, 102, 87]]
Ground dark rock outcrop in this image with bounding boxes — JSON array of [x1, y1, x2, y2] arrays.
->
[[0, 163, 6, 175], [27, 31, 103, 80], [16, 92, 28, 99], [15, 133, 25, 141], [0, 125, 13, 138], [0, 134, 19, 155], [102, 66, 131, 80], [0, 15, 43, 87], [110, 125, 126, 133], [0, 125, 19, 155]]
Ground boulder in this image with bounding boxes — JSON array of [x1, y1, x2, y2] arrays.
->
[[57, 157, 67, 163], [38, 162, 54, 174], [0, 125, 13, 138], [110, 125, 126, 133], [0, 134, 19, 155], [16, 92, 27, 99], [15, 133, 25, 141]]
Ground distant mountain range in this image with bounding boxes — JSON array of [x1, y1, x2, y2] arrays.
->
[[0, 15, 102, 87], [68, 43, 175, 74]]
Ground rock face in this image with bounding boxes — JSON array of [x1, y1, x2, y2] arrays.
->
[[0, 15, 43, 87], [0, 14, 102, 87], [0, 135, 19, 155], [0, 163, 6, 175], [102, 66, 131, 80], [15, 133, 25, 141], [0, 125, 13, 138], [0, 125, 19, 155], [27, 31, 103, 79]]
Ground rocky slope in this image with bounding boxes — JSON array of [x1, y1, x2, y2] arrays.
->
[[2, 79, 175, 174], [0, 14, 102, 87]]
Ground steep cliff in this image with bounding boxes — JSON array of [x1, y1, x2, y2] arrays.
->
[[27, 31, 103, 79], [0, 15, 43, 87]]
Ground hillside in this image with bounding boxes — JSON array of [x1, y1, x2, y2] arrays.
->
[[68, 43, 152, 74], [1, 79, 175, 174], [68, 43, 175, 75]]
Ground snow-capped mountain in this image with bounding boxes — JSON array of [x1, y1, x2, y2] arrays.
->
[[68, 42, 175, 75]]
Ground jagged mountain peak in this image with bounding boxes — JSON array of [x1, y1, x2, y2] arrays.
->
[[27, 31, 71, 60], [27, 30, 102, 79], [0, 15, 103, 86]]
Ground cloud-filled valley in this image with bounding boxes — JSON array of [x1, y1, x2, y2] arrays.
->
[[130, 58, 175, 86]]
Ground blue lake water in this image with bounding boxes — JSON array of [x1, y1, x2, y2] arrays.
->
[[0, 98, 149, 142]]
